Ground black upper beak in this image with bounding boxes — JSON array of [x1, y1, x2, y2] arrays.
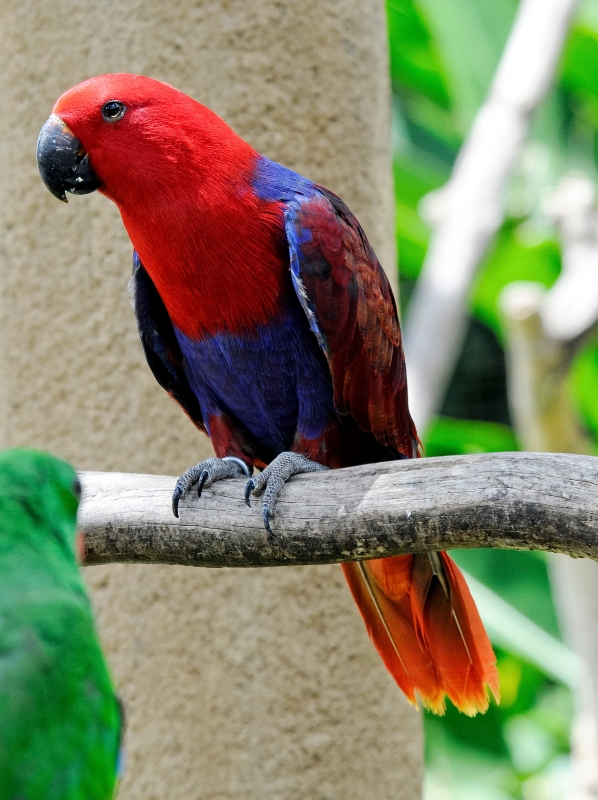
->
[[37, 115, 100, 203]]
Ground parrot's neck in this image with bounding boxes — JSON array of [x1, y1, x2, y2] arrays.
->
[[115, 151, 291, 339]]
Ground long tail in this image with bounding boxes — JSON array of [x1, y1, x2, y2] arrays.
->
[[341, 552, 500, 715]]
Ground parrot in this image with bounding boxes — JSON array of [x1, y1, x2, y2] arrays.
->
[[37, 73, 500, 716], [0, 448, 122, 799]]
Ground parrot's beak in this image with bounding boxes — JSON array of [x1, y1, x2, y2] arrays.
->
[[37, 115, 100, 203]]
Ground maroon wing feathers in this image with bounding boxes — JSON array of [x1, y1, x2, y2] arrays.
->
[[286, 187, 416, 458]]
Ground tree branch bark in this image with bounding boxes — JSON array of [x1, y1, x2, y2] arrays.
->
[[80, 452, 598, 568]]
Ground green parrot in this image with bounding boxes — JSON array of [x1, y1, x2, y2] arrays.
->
[[0, 448, 122, 799]]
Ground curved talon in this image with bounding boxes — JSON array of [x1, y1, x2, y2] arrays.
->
[[172, 487, 183, 518], [197, 470, 209, 499], [172, 457, 250, 518], [263, 506, 274, 536], [243, 452, 327, 534], [223, 456, 252, 477]]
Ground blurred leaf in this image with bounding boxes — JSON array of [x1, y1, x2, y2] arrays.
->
[[424, 416, 518, 456], [425, 651, 573, 800], [496, 651, 547, 718], [387, 0, 451, 107], [558, 26, 598, 163], [527, 94, 573, 178], [416, 0, 517, 132], [569, 334, 598, 446], [394, 153, 447, 206], [452, 550, 561, 640], [396, 201, 430, 280], [399, 95, 462, 162], [464, 573, 582, 688], [506, 713, 560, 773], [426, 694, 508, 759], [424, 578, 581, 763], [394, 153, 447, 280], [561, 26, 598, 105], [471, 224, 562, 338], [575, 0, 598, 32]]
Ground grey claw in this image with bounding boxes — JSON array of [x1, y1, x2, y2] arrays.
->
[[243, 452, 327, 534], [172, 457, 251, 518], [263, 506, 274, 536], [197, 470, 209, 499], [172, 487, 183, 518]]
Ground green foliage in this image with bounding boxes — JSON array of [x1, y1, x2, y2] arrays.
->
[[424, 417, 517, 457], [424, 652, 573, 800], [561, 26, 598, 125], [471, 227, 562, 339], [386, 0, 598, 795], [394, 155, 446, 282], [416, 0, 516, 133], [452, 550, 561, 640], [387, 0, 451, 107], [570, 336, 598, 444], [563, 25, 598, 90]]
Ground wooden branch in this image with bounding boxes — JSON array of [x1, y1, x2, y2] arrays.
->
[[79, 452, 598, 568]]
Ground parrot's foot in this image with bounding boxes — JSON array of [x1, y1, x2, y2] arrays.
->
[[172, 456, 252, 517], [244, 452, 328, 535]]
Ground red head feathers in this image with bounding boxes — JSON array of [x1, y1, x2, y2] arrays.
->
[[46, 73, 287, 336]]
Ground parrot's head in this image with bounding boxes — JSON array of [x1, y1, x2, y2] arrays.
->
[[37, 73, 243, 209], [0, 449, 83, 565]]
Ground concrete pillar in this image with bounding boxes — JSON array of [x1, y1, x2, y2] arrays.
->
[[0, 1, 423, 797]]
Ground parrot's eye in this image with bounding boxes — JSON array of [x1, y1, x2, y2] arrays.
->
[[102, 101, 126, 123], [71, 477, 82, 500]]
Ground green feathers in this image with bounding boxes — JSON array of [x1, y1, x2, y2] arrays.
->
[[0, 449, 121, 800]]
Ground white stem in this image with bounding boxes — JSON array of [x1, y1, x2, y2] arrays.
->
[[403, 0, 579, 432]]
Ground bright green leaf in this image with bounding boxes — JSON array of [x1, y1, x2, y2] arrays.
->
[[569, 335, 598, 446], [424, 416, 518, 456], [471, 224, 562, 338], [387, 0, 452, 107], [416, 0, 517, 132]]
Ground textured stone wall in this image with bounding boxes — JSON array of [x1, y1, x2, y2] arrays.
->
[[0, 0, 423, 797]]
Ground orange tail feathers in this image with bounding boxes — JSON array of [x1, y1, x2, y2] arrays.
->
[[341, 553, 500, 716]]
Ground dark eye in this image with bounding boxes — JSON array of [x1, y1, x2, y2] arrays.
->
[[102, 100, 126, 122], [72, 477, 82, 500]]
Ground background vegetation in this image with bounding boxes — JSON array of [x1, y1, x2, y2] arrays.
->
[[387, 0, 598, 796]]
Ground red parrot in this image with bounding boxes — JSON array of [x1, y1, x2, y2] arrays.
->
[[37, 74, 499, 715]]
